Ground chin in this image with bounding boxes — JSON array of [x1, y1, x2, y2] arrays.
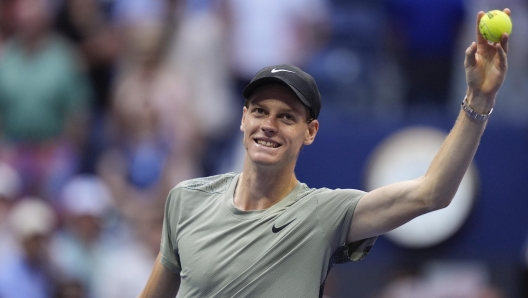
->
[[247, 151, 298, 170], [247, 153, 279, 166]]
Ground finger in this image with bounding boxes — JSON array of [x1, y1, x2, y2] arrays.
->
[[497, 36, 508, 68], [464, 42, 477, 68], [500, 33, 509, 54], [476, 11, 487, 45], [503, 8, 511, 16], [496, 44, 507, 72]]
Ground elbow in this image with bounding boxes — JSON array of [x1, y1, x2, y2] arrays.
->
[[417, 185, 453, 212], [417, 177, 457, 212], [425, 191, 455, 211], [432, 196, 452, 210]]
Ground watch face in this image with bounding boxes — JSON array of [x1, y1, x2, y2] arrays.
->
[[364, 127, 478, 248]]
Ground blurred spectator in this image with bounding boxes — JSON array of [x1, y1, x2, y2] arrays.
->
[[384, 0, 466, 113], [0, 0, 17, 55], [97, 19, 200, 217], [220, 0, 331, 93], [0, 162, 22, 259], [109, 0, 180, 55], [0, 197, 58, 298], [167, 1, 237, 175], [54, 0, 118, 113], [0, 162, 22, 195], [0, 0, 93, 200], [303, 0, 396, 118], [92, 207, 163, 298], [50, 175, 117, 298], [111, 0, 173, 28], [53, 0, 120, 172], [55, 279, 86, 298]]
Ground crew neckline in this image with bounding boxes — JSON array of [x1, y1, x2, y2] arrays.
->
[[224, 173, 301, 219]]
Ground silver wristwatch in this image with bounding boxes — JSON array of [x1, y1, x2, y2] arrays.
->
[[461, 97, 493, 122]]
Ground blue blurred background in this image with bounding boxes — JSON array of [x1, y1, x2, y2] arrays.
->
[[0, 0, 526, 297]]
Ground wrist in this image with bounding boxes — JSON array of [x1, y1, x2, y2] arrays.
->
[[461, 96, 493, 122], [465, 90, 495, 114]]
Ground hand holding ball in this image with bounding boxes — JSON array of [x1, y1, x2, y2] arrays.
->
[[479, 10, 512, 43]]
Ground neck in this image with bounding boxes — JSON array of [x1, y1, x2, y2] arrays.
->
[[20, 31, 47, 55], [234, 157, 298, 211]]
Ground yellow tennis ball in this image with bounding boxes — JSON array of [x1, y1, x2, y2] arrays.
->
[[479, 10, 512, 43]]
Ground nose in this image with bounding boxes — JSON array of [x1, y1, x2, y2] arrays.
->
[[261, 116, 278, 133]]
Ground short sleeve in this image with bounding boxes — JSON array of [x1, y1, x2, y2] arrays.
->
[[160, 189, 182, 273], [316, 189, 376, 262]]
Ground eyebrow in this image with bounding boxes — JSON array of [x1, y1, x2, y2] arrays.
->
[[250, 102, 303, 115]]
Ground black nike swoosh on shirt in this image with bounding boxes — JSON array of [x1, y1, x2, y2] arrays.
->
[[272, 218, 296, 233]]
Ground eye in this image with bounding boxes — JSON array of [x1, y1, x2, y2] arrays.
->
[[281, 113, 296, 123], [251, 107, 267, 117]]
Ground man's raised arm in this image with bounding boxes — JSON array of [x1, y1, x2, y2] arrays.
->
[[348, 9, 510, 243]]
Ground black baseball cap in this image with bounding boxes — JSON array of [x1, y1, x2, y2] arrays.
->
[[242, 64, 322, 120]]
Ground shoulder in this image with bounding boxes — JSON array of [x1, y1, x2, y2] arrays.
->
[[291, 182, 319, 203], [295, 185, 366, 213], [288, 184, 365, 214], [164, 172, 238, 216], [172, 172, 238, 195], [320, 188, 366, 204], [296, 183, 365, 202]]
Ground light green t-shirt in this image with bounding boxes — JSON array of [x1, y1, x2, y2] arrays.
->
[[161, 172, 376, 298], [0, 35, 92, 141]]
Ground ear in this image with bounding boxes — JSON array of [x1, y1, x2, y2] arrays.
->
[[240, 106, 248, 132], [303, 119, 319, 145]]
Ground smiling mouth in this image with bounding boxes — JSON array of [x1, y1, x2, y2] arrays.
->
[[255, 139, 281, 148]]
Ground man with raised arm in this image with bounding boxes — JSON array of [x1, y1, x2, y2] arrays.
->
[[139, 9, 510, 298]]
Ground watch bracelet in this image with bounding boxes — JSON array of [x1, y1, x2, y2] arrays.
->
[[461, 97, 493, 122]]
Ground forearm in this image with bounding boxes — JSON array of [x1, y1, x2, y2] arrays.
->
[[349, 9, 509, 243], [349, 109, 487, 243], [422, 94, 489, 209]]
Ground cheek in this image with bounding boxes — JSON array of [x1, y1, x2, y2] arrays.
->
[[242, 125, 253, 148], [241, 118, 251, 135], [287, 130, 307, 148], [240, 112, 252, 133]]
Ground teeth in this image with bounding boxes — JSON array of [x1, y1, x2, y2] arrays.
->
[[257, 139, 279, 148]]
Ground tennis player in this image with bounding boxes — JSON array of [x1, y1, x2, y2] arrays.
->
[[139, 9, 510, 298]]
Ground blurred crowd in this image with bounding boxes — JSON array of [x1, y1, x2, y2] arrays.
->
[[0, 0, 527, 297]]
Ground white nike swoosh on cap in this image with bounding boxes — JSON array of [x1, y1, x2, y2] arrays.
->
[[271, 68, 295, 73]]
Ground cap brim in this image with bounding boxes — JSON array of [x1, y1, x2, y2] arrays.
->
[[243, 77, 313, 113]]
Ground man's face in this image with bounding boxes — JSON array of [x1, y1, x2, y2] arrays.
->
[[14, 0, 49, 38], [240, 84, 319, 169], [21, 233, 49, 266]]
